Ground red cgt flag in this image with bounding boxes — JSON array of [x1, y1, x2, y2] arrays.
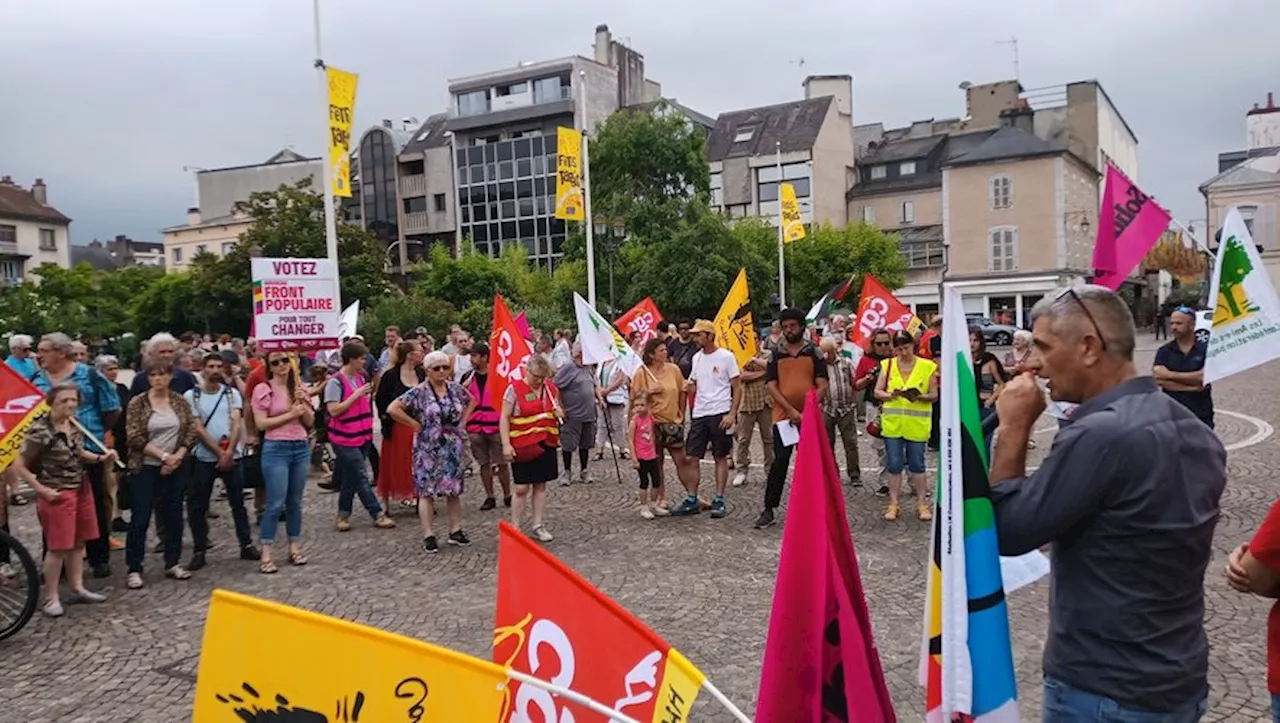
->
[[614, 297, 664, 344], [493, 521, 706, 723], [0, 363, 48, 473], [850, 275, 922, 351], [488, 293, 534, 409]]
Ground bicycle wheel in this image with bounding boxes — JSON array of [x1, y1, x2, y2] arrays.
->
[[0, 528, 39, 641]]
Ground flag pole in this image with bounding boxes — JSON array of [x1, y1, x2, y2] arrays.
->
[[701, 679, 753, 723], [505, 669, 641, 723], [1170, 217, 1210, 253], [775, 141, 786, 309], [580, 70, 597, 309], [313, 0, 342, 312]]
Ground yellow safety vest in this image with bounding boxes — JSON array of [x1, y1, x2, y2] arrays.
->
[[880, 357, 937, 442]]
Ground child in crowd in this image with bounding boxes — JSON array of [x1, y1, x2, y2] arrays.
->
[[628, 397, 667, 520]]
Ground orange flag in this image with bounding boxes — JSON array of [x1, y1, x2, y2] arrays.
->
[[488, 293, 533, 409], [493, 521, 706, 722]]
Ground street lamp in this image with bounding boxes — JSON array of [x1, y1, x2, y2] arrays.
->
[[593, 216, 626, 315]]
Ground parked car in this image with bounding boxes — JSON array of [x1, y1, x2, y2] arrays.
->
[[965, 315, 1019, 346], [1194, 309, 1212, 343]]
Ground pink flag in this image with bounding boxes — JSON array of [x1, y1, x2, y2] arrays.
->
[[513, 311, 530, 340], [1092, 164, 1172, 290], [756, 391, 896, 723]]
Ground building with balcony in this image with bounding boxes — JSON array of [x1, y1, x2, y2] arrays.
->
[[162, 149, 320, 272], [707, 75, 855, 229], [71, 235, 165, 270], [445, 24, 662, 267], [1200, 92, 1280, 290], [848, 79, 1132, 319], [0, 176, 71, 284]]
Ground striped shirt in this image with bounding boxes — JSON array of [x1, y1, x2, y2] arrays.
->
[[820, 356, 859, 417]]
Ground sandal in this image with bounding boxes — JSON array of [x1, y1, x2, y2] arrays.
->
[[287, 551, 308, 566], [883, 502, 900, 522], [259, 560, 278, 574], [917, 504, 933, 522]]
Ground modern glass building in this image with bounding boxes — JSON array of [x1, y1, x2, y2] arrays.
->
[[454, 134, 567, 268]]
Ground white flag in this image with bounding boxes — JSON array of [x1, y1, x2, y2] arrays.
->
[[337, 300, 360, 340], [1203, 207, 1280, 383], [573, 293, 642, 377]]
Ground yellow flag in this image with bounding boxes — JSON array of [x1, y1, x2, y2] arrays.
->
[[714, 268, 758, 368], [780, 182, 806, 242], [555, 127, 584, 220], [193, 590, 508, 722], [326, 66, 359, 198]]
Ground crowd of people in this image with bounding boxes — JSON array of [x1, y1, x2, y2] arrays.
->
[[5, 287, 1280, 722]]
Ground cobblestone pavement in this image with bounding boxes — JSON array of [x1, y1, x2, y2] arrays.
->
[[2, 337, 1277, 722]]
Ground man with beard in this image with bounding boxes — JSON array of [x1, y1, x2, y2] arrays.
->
[[754, 308, 828, 529], [665, 320, 699, 380]]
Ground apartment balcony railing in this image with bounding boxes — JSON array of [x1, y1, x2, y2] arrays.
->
[[901, 240, 945, 269], [0, 241, 18, 255], [404, 211, 429, 233], [399, 174, 426, 198], [451, 85, 573, 118]]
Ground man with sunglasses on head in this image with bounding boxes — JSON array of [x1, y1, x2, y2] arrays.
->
[[855, 327, 893, 493], [989, 284, 1225, 722], [1153, 306, 1214, 429]]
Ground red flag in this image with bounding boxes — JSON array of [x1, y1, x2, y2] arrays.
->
[[756, 391, 896, 722], [0, 363, 48, 473], [493, 521, 706, 722], [1092, 163, 1173, 290], [850, 275, 921, 351], [614, 297, 664, 344], [488, 294, 533, 409]]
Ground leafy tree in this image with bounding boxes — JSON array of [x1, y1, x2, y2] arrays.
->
[[419, 246, 513, 310], [130, 273, 200, 338], [359, 293, 458, 342], [189, 178, 391, 335], [782, 222, 907, 313]]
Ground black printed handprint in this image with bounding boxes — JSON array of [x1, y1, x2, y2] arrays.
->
[[216, 681, 365, 722]]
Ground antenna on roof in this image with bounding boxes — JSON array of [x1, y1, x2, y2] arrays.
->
[[996, 37, 1019, 81]]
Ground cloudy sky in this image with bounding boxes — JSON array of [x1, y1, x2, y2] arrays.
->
[[2, 0, 1276, 245]]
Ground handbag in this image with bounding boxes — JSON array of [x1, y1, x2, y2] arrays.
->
[[656, 422, 685, 447]]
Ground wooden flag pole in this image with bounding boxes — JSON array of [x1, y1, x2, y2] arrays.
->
[[68, 416, 125, 470]]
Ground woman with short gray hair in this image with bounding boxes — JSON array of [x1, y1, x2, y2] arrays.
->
[[387, 350, 473, 553]]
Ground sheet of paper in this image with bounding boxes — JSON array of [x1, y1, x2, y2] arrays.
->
[[1000, 550, 1051, 593], [776, 420, 800, 447]]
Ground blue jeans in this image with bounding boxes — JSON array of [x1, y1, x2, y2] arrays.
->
[[260, 440, 309, 545], [978, 404, 996, 456], [884, 437, 926, 475], [332, 442, 383, 519], [126, 465, 188, 573], [1272, 694, 1280, 723], [1042, 677, 1207, 722]]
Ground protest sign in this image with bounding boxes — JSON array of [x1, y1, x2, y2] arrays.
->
[[251, 258, 340, 352]]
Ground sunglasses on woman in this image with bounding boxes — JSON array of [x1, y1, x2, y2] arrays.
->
[[269, 358, 291, 367]]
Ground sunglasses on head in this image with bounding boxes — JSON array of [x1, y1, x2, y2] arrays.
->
[[1175, 305, 1195, 315], [1056, 287, 1108, 351]]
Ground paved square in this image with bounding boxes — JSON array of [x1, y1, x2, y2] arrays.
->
[[2, 341, 1276, 722]]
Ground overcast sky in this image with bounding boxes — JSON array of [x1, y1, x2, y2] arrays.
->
[[2, 0, 1276, 245]]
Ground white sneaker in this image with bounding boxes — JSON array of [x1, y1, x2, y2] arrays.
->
[[731, 472, 747, 488], [67, 589, 108, 604], [650, 504, 671, 518], [42, 600, 64, 618], [0, 562, 15, 579], [558, 471, 572, 487], [531, 525, 554, 543], [575, 470, 588, 484], [639, 505, 655, 520]]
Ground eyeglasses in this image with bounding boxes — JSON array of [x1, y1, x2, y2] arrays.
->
[[1058, 287, 1108, 351], [428, 365, 450, 372], [269, 358, 291, 368]]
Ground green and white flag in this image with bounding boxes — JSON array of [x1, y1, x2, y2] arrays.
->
[[573, 292, 642, 377], [1204, 206, 1280, 383]]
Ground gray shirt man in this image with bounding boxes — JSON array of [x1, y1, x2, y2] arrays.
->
[[553, 363, 598, 423], [991, 376, 1226, 711]]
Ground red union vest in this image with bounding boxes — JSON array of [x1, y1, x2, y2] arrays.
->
[[509, 378, 559, 462], [327, 372, 373, 447], [465, 371, 499, 436]]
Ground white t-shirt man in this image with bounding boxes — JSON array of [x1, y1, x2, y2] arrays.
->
[[689, 347, 740, 419]]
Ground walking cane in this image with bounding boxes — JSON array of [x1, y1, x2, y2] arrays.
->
[[600, 403, 625, 484]]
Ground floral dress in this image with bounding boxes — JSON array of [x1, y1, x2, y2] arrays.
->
[[398, 381, 470, 498]]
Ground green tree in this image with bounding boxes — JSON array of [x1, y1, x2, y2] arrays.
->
[[189, 178, 391, 335], [782, 222, 907, 313], [130, 273, 200, 338], [359, 293, 458, 341]]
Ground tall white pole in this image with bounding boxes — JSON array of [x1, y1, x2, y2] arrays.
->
[[314, 0, 342, 309], [775, 141, 786, 309], [580, 70, 597, 308]]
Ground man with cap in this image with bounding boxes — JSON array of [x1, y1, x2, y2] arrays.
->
[[674, 319, 741, 518]]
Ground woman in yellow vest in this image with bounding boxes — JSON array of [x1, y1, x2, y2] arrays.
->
[[873, 330, 938, 522]]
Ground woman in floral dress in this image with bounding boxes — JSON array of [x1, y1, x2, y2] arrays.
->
[[387, 350, 472, 554]]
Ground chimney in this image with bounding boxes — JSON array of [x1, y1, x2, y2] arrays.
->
[[1270, 92, 1276, 110], [31, 178, 46, 205], [381, 118, 392, 129], [187, 207, 202, 226], [0, 175, 12, 186], [593, 24, 612, 66]]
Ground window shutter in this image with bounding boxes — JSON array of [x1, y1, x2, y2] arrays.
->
[[1259, 203, 1277, 251]]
